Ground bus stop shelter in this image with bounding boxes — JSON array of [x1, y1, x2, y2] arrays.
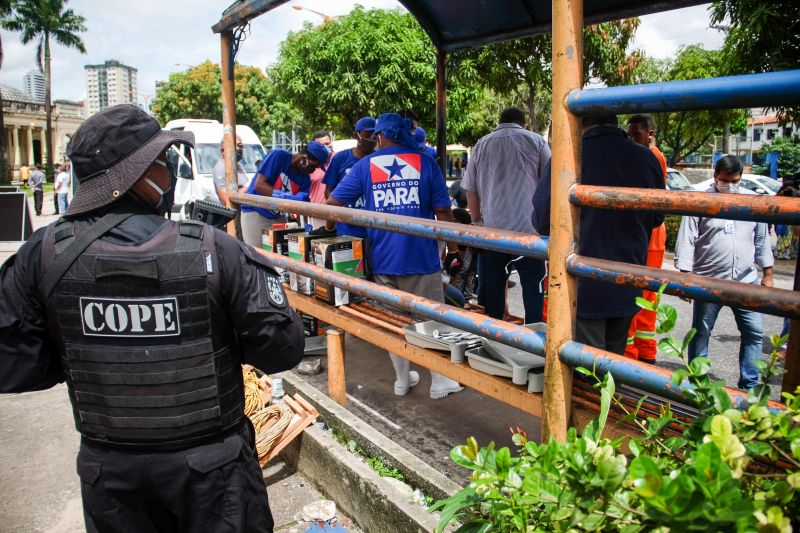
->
[[212, 0, 800, 441]]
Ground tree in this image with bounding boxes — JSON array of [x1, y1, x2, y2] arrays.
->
[[454, 19, 643, 133], [151, 61, 274, 141], [710, 0, 800, 121], [0, 0, 14, 185], [269, 6, 488, 144], [754, 135, 800, 178], [2, 0, 86, 180], [711, 0, 799, 72], [634, 46, 749, 166]]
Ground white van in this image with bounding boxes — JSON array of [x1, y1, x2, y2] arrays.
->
[[163, 119, 266, 217]]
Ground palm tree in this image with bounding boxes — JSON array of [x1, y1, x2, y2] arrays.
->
[[0, 0, 15, 184], [2, 0, 86, 181]]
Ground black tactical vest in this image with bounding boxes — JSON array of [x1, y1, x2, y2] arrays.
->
[[42, 218, 244, 449]]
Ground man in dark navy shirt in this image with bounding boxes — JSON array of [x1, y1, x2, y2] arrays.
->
[[532, 114, 664, 353]]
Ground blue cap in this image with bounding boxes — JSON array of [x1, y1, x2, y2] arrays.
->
[[354, 117, 376, 133], [305, 140, 330, 170], [414, 126, 427, 148], [373, 113, 417, 150]]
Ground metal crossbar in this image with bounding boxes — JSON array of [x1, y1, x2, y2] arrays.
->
[[570, 185, 800, 225], [230, 192, 550, 259], [567, 69, 800, 116]]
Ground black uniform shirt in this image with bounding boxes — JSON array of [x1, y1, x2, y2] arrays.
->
[[0, 203, 304, 393]]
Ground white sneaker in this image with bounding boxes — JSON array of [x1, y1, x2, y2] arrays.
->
[[394, 370, 420, 396]]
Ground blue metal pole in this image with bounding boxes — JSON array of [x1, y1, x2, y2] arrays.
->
[[232, 192, 550, 259], [568, 69, 800, 116], [559, 341, 785, 412], [259, 249, 547, 354], [566, 254, 800, 319]]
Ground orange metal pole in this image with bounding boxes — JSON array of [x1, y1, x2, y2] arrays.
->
[[220, 30, 238, 238], [543, 0, 583, 441], [327, 329, 347, 406]]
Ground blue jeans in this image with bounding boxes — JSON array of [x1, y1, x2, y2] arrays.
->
[[57, 193, 69, 213], [688, 299, 763, 390], [477, 250, 546, 324]]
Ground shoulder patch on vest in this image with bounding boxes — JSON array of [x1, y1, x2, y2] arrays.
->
[[265, 274, 286, 308]]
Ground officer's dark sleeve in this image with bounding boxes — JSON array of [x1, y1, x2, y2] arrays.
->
[[215, 231, 304, 374], [0, 229, 63, 392]]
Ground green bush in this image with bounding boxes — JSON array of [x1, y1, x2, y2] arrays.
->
[[432, 286, 800, 532], [664, 214, 681, 252]]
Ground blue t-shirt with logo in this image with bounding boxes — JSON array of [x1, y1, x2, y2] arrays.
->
[[322, 149, 366, 238], [242, 149, 311, 218], [331, 145, 451, 276]]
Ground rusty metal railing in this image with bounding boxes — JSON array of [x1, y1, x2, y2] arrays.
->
[[218, 0, 799, 442]]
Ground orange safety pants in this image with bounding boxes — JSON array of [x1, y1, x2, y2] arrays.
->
[[624, 224, 666, 362]]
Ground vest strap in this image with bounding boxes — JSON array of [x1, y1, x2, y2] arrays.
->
[[43, 212, 136, 300], [79, 405, 221, 429], [70, 362, 215, 386]]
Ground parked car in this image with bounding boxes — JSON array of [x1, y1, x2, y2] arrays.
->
[[693, 173, 781, 195], [331, 138, 357, 153], [666, 167, 694, 191]]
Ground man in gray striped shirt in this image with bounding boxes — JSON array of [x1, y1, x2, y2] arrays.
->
[[462, 107, 551, 324], [675, 155, 774, 390]]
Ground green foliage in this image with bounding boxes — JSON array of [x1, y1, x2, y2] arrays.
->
[[151, 61, 273, 141], [710, 0, 800, 121], [754, 136, 800, 178], [456, 19, 642, 134], [664, 214, 682, 252], [634, 46, 749, 166], [433, 285, 800, 532], [269, 6, 494, 144]]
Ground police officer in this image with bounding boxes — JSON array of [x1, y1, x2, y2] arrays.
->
[[0, 104, 304, 532]]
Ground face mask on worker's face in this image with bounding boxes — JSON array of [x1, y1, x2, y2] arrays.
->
[[715, 180, 740, 194]]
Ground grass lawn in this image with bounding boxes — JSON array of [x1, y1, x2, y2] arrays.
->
[[20, 182, 55, 197]]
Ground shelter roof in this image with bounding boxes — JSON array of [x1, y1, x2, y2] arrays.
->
[[214, 0, 708, 51]]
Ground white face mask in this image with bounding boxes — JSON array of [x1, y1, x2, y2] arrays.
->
[[715, 180, 740, 194]]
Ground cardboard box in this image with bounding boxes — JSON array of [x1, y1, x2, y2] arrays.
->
[[262, 226, 305, 254], [263, 227, 305, 283], [312, 236, 365, 306], [301, 313, 319, 338], [287, 232, 318, 295]]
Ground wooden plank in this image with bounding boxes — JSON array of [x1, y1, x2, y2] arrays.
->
[[327, 329, 347, 407], [287, 291, 543, 417]]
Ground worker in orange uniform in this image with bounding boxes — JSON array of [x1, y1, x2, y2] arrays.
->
[[624, 114, 667, 363]]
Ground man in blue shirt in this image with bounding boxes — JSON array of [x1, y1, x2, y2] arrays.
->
[[240, 141, 329, 247], [326, 113, 464, 399], [320, 117, 377, 238], [414, 127, 437, 160]]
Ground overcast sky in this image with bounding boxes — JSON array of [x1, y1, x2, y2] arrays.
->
[[0, 1, 724, 104]]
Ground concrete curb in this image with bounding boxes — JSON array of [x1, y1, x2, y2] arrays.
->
[[278, 371, 461, 532], [280, 425, 440, 533], [281, 371, 462, 501]]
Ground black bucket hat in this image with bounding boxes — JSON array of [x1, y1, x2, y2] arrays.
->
[[65, 104, 194, 216]]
